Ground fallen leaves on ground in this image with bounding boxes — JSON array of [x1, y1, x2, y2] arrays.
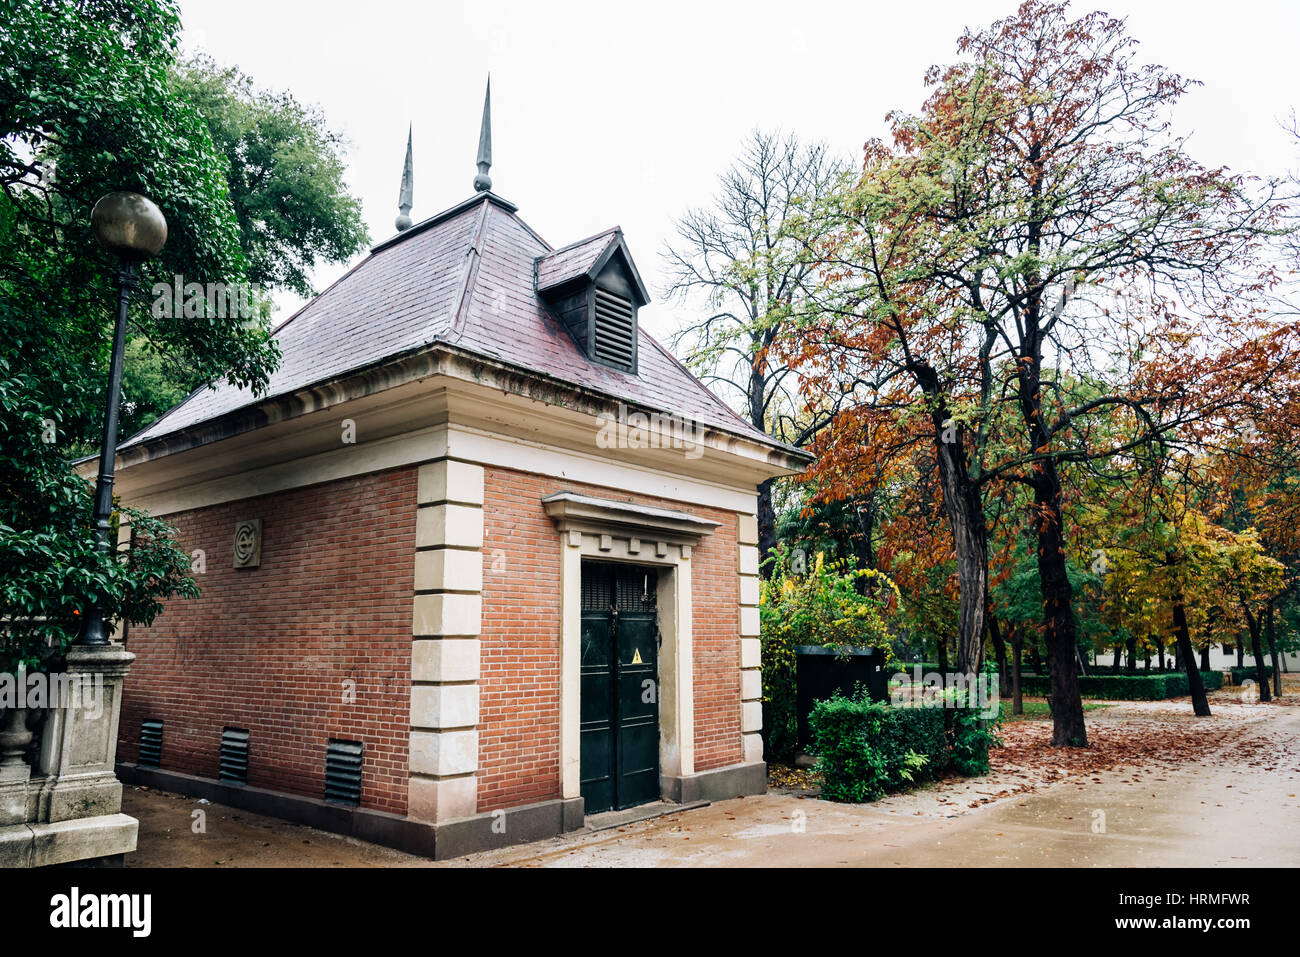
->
[[989, 693, 1300, 798], [767, 762, 821, 793]]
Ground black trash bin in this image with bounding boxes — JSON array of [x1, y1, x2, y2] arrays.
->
[[795, 645, 888, 748]]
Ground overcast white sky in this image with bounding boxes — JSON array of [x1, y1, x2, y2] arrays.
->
[[178, 0, 1300, 340]]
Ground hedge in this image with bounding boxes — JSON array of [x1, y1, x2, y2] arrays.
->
[[808, 690, 1000, 802], [1013, 671, 1223, 700], [889, 661, 999, 675], [1230, 665, 1276, 685]]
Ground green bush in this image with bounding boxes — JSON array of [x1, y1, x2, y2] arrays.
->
[[890, 662, 940, 673], [808, 691, 947, 802], [1015, 671, 1223, 700], [951, 705, 1001, 776]]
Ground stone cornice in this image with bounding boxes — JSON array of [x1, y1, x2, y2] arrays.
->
[[542, 491, 719, 546], [103, 342, 808, 476], [81, 343, 805, 515]]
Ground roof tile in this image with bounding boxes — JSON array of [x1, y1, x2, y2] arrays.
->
[[534, 228, 620, 291]]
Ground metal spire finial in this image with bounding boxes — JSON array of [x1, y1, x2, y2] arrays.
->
[[473, 77, 492, 192], [396, 124, 414, 231]]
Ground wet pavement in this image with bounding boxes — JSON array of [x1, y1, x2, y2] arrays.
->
[[442, 711, 1299, 867], [122, 688, 1300, 868]]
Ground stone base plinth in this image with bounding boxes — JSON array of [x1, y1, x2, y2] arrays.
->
[[0, 813, 138, 868]]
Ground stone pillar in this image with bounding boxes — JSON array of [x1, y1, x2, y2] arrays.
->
[[38, 645, 134, 822], [0, 644, 139, 867], [408, 458, 484, 823], [558, 531, 582, 801], [738, 513, 763, 764]]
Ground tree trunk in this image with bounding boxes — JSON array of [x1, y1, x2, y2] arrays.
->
[[1242, 604, 1272, 702], [1125, 635, 1137, 672], [989, 608, 1009, 697], [1029, 642, 1044, 677], [1112, 645, 1122, 671], [1011, 629, 1024, 716], [1157, 639, 1166, 671], [1034, 465, 1088, 746], [756, 477, 777, 581], [1199, 644, 1210, 671], [1236, 635, 1244, 668], [1013, 280, 1085, 744], [854, 496, 876, 571], [931, 416, 988, 677], [1172, 596, 1211, 717], [1265, 600, 1281, 698], [937, 635, 949, 679]]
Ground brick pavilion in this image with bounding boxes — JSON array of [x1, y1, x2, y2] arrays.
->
[[96, 83, 808, 857]]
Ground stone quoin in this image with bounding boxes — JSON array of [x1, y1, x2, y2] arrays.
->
[[81, 81, 809, 859]]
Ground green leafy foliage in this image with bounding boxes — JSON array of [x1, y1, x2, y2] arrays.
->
[[758, 546, 897, 760], [1230, 665, 1276, 686], [951, 704, 1000, 776], [0, 365, 198, 671], [172, 54, 368, 301], [808, 691, 947, 802], [760, 547, 897, 652], [0, 0, 279, 448], [0, 0, 291, 669]]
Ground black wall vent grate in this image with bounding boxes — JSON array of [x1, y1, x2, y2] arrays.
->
[[592, 288, 635, 369], [582, 562, 657, 613], [139, 719, 163, 767], [219, 727, 250, 784], [324, 738, 363, 806]]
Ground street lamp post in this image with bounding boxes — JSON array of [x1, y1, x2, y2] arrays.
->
[[76, 191, 167, 646]]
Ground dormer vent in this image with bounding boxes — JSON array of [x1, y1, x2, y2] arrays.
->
[[535, 227, 650, 374], [593, 288, 635, 368]]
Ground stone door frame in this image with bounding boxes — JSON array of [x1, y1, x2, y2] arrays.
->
[[543, 492, 718, 807]]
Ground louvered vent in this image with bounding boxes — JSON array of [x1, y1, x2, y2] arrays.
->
[[324, 738, 363, 806], [219, 727, 250, 784], [139, 719, 163, 767], [592, 288, 635, 370]]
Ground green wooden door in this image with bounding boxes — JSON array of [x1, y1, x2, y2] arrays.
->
[[579, 562, 660, 814]]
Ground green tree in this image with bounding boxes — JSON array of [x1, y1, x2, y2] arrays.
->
[[0, 0, 278, 443], [172, 54, 367, 300], [794, 2, 1280, 747], [114, 55, 368, 438], [0, 0, 278, 665]]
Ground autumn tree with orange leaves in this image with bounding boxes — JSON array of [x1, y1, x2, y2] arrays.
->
[[783, 1, 1290, 746]]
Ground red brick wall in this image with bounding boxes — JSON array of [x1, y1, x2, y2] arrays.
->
[[117, 467, 417, 815], [477, 466, 742, 813]]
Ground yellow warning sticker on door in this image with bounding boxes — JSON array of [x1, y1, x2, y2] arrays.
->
[[631, 648, 643, 664]]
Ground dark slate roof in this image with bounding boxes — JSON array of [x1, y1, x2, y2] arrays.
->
[[123, 192, 775, 450]]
